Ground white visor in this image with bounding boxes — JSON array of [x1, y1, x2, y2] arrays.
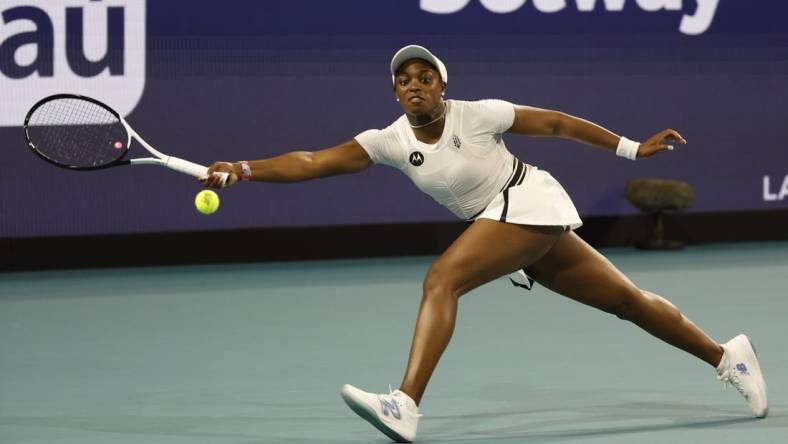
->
[[390, 45, 448, 85]]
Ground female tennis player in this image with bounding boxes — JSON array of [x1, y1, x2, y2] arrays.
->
[[200, 45, 768, 442]]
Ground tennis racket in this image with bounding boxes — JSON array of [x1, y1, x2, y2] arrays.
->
[[24, 93, 226, 184]]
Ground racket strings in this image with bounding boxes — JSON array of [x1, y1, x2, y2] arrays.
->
[[27, 98, 128, 168]]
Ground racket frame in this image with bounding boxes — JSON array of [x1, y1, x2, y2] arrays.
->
[[24, 93, 216, 179]]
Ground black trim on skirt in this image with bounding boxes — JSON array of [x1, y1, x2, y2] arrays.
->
[[499, 188, 510, 222], [502, 160, 525, 192], [467, 159, 527, 222]]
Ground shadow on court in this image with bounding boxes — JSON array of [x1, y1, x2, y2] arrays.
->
[[423, 404, 778, 443]]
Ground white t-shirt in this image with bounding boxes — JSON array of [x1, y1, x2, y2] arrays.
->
[[355, 99, 518, 219]]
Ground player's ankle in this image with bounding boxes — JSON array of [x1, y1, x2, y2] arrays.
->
[[710, 344, 725, 369]]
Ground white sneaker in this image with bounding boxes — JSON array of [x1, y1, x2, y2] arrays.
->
[[716, 334, 768, 418], [341, 384, 421, 442]]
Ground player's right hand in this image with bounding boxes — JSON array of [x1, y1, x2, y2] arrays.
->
[[637, 129, 687, 158], [200, 161, 239, 188]]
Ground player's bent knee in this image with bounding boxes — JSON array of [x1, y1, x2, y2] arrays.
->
[[609, 288, 648, 321], [422, 264, 461, 301]]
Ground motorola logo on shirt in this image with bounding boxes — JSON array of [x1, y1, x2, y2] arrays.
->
[[409, 151, 424, 166]]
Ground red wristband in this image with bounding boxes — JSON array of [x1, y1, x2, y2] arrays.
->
[[239, 161, 252, 181]]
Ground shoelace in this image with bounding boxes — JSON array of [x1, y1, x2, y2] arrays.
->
[[387, 385, 424, 418], [718, 369, 749, 399]]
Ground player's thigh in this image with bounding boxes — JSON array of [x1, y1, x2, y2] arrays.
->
[[525, 231, 641, 313], [427, 219, 563, 297]]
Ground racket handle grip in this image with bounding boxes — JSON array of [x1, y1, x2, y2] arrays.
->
[[166, 156, 229, 186], [166, 156, 209, 177]]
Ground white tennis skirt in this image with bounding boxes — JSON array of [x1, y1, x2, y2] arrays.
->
[[472, 163, 582, 291], [473, 164, 583, 230]]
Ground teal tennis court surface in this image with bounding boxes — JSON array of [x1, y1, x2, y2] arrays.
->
[[1, 242, 786, 443]]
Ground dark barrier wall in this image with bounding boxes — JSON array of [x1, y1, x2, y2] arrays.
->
[[2, 0, 787, 238]]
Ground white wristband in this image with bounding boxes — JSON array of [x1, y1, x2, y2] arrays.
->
[[616, 137, 640, 160]]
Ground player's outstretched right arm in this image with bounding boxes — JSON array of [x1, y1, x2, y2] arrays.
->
[[200, 139, 373, 189]]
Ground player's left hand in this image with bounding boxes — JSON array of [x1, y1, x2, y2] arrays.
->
[[638, 129, 687, 158]]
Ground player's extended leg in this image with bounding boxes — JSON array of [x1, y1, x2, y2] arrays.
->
[[399, 220, 564, 404], [341, 219, 563, 442], [526, 230, 723, 365], [525, 230, 767, 416]]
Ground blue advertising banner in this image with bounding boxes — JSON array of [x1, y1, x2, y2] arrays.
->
[[1, 0, 787, 237]]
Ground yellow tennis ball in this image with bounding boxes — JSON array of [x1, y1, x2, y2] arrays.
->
[[195, 189, 220, 215]]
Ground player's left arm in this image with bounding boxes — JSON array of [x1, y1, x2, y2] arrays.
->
[[506, 105, 686, 158]]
